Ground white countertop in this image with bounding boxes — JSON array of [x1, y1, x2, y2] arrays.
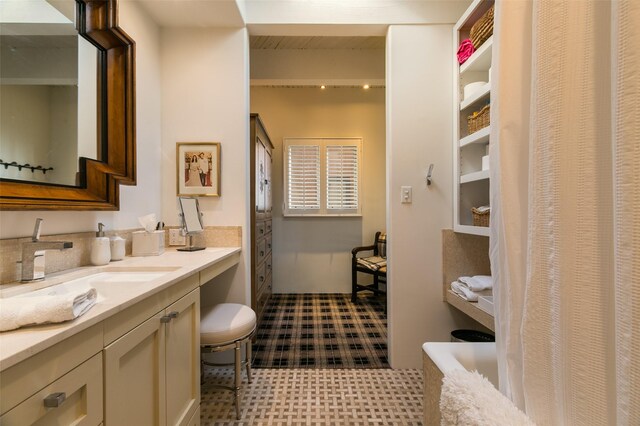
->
[[0, 247, 241, 372]]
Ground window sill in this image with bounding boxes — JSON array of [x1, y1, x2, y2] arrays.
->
[[283, 214, 363, 218]]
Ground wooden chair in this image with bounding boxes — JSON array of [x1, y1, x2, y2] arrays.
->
[[351, 232, 387, 302]]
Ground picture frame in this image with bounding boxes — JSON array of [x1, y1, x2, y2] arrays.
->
[[176, 142, 221, 197]]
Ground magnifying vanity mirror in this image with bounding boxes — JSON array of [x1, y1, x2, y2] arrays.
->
[[0, 0, 135, 210], [177, 197, 205, 252]]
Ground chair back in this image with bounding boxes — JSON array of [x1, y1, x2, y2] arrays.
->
[[376, 232, 387, 258]]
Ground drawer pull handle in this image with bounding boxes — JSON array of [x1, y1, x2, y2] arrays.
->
[[259, 275, 264, 282], [260, 250, 264, 256], [44, 392, 66, 408], [260, 228, 264, 234], [161, 311, 179, 323]]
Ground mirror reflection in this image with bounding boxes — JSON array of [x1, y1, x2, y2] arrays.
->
[[0, 0, 97, 186]]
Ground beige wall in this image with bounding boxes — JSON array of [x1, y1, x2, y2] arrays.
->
[[0, 1, 162, 239], [250, 86, 386, 293], [386, 25, 472, 368], [160, 27, 250, 307]]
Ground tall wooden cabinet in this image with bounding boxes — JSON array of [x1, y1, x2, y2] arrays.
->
[[250, 114, 274, 323]]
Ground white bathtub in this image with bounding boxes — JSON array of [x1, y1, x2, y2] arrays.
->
[[421, 342, 498, 425]]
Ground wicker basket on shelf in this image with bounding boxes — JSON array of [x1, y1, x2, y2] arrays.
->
[[470, 5, 494, 49], [471, 207, 490, 227], [467, 104, 490, 134]]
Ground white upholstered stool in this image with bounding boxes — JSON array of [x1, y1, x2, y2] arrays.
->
[[200, 303, 256, 420]]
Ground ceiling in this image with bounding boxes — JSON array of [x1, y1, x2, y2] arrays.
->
[[250, 35, 385, 50], [135, 0, 245, 28]]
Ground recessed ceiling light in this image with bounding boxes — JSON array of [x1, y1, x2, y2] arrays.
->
[[320, 85, 326, 89], [363, 84, 370, 90]]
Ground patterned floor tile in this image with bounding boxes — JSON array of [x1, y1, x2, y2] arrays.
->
[[253, 294, 388, 369], [200, 368, 424, 425]]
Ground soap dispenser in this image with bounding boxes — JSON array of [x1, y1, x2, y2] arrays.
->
[[91, 223, 111, 266]]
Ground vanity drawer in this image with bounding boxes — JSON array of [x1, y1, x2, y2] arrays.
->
[[256, 238, 267, 265], [265, 253, 272, 278], [265, 220, 272, 234], [0, 324, 102, 416], [255, 221, 266, 238], [265, 233, 272, 255], [255, 262, 266, 291], [0, 352, 103, 426]]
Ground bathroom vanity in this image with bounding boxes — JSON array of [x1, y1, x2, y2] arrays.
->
[[0, 247, 240, 426]]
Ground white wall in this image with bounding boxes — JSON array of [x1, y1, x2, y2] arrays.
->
[[0, 1, 162, 238], [160, 27, 250, 307], [251, 86, 386, 293], [386, 25, 471, 368]]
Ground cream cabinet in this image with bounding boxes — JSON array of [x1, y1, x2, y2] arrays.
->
[[104, 288, 200, 426], [0, 326, 104, 426]]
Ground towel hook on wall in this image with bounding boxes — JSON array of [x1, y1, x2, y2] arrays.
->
[[426, 164, 434, 186]]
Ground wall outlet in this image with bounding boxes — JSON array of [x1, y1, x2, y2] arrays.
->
[[169, 228, 186, 246]]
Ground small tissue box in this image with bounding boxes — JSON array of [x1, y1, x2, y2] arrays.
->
[[132, 230, 165, 256]]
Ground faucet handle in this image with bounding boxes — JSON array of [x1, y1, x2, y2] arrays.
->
[[32, 218, 43, 242]]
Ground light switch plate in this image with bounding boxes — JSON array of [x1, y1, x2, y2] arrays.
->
[[401, 186, 412, 204], [169, 228, 186, 246]]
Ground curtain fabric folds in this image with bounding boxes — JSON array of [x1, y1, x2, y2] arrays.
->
[[490, 1, 639, 424]]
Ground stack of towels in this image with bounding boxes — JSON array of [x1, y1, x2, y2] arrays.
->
[[0, 285, 97, 332], [450, 275, 492, 302]]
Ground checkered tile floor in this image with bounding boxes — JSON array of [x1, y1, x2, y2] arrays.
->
[[252, 294, 388, 369], [200, 368, 424, 425]]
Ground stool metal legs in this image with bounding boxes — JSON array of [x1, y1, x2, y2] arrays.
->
[[201, 331, 255, 421], [234, 341, 242, 420]]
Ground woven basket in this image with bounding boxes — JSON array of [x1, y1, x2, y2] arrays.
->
[[470, 5, 494, 49], [471, 207, 490, 227], [467, 104, 491, 134]]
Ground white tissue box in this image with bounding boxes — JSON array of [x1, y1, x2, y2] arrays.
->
[[478, 295, 494, 316], [132, 231, 165, 256]]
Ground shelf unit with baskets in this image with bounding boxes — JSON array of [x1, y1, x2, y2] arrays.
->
[[453, 0, 494, 237]]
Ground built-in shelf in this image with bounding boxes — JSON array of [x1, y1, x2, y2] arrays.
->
[[454, 224, 490, 237], [446, 290, 495, 331], [459, 36, 493, 75], [460, 169, 489, 184], [460, 125, 490, 147], [460, 82, 491, 110]]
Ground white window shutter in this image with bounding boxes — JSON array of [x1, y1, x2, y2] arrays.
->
[[326, 145, 359, 210], [287, 145, 320, 210]]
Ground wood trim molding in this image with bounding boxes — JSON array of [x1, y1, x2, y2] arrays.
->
[[0, 0, 135, 210]]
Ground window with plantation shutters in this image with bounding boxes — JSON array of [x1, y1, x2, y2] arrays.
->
[[284, 138, 362, 216], [326, 145, 359, 211], [287, 144, 320, 211]]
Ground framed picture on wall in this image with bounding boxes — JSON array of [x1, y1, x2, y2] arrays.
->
[[176, 142, 221, 197]]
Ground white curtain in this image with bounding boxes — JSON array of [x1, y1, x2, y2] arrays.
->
[[489, 0, 640, 424]]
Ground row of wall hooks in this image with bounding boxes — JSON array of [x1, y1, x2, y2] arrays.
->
[[0, 159, 54, 174]]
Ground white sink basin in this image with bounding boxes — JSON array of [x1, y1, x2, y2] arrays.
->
[[2, 267, 181, 300]]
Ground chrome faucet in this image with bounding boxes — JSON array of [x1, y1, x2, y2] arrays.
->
[[20, 218, 73, 282]]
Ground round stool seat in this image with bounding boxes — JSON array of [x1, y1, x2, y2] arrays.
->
[[201, 303, 256, 346]]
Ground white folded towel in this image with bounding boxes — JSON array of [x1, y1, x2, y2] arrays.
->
[[440, 369, 535, 426], [451, 281, 492, 302], [458, 275, 493, 291], [0, 286, 97, 332]]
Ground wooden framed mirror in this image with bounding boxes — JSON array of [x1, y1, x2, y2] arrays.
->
[[0, 0, 135, 210]]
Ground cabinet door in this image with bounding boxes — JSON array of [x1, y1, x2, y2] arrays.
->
[[256, 138, 266, 214], [265, 146, 273, 215], [165, 289, 200, 426], [104, 312, 166, 426]]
